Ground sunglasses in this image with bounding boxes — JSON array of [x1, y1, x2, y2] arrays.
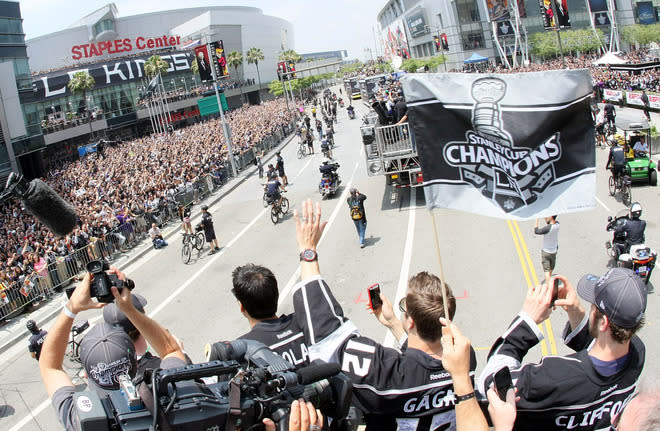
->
[[398, 297, 407, 314]]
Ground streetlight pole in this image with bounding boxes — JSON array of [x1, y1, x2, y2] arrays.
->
[[207, 40, 237, 177]]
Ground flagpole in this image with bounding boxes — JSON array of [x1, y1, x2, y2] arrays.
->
[[429, 209, 450, 324]]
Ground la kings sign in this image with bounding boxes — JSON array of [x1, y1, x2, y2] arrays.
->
[[401, 70, 596, 219]]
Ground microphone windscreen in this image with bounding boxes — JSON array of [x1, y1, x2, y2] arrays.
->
[[296, 362, 340, 385], [22, 179, 78, 236]]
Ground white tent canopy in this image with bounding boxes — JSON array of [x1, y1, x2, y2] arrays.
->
[[592, 52, 627, 66]]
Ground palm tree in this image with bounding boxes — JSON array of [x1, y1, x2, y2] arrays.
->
[[144, 55, 169, 78], [67, 71, 95, 138], [246, 47, 264, 89], [227, 50, 244, 103], [278, 50, 302, 63]]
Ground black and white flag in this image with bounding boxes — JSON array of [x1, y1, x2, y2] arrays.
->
[[401, 70, 595, 219]]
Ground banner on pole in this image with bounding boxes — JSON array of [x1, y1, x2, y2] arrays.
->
[[401, 70, 595, 219]]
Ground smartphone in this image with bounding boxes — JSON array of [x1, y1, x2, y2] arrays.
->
[[368, 283, 382, 310], [494, 367, 513, 402], [551, 277, 562, 307]]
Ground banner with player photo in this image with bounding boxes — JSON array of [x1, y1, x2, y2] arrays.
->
[[487, 0, 511, 22], [540, 0, 571, 29], [400, 70, 595, 219]]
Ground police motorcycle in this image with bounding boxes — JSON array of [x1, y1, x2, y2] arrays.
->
[[319, 158, 341, 198], [347, 105, 356, 120], [606, 208, 656, 284]]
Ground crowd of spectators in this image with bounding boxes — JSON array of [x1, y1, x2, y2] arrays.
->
[[0, 98, 296, 311]]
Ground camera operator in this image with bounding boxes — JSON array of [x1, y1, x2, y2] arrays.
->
[[231, 264, 310, 367], [290, 200, 476, 431], [39, 270, 186, 431]]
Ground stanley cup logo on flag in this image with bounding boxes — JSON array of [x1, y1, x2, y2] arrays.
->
[[401, 70, 596, 219]]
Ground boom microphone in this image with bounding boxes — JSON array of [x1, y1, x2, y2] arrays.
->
[[296, 362, 341, 385], [3, 173, 78, 236]]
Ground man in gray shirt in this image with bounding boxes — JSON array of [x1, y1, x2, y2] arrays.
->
[[534, 215, 559, 285]]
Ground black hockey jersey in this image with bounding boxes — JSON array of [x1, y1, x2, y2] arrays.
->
[[293, 275, 476, 431], [479, 312, 645, 431]]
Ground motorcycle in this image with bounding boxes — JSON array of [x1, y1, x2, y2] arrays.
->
[[319, 163, 341, 198], [347, 107, 355, 120], [606, 209, 657, 284]]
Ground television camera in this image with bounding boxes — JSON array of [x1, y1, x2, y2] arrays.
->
[[72, 340, 352, 431]]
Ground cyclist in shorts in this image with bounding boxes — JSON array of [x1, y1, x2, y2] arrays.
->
[[594, 108, 606, 147], [265, 175, 286, 209], [606, 137, 626, 180], [178, 205, 193, 236]]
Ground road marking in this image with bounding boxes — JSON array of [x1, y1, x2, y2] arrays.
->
[[596, 196, 611, 212], [506, 220, 549, 356], [383, 187, 417, 348], [7, 398, 50, 431], [512, 221, 558, 355]]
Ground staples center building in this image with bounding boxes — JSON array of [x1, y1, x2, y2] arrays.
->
[[24, 3, 293, 158]]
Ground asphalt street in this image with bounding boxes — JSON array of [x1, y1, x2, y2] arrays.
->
[[0, 90, 658, 431]]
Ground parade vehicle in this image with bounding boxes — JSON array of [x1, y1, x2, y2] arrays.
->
[[359, 74, 388, 102], [620, 121, 657, 186], [360, 103, 422, 187], [343, 77, 361, 100]]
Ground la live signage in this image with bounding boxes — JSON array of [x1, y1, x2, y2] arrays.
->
[[71, 35, 182, 60]]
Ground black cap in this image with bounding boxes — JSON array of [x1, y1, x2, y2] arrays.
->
[[577, 268, 647, 328], [79, 323, 137, 391], [201, 205, 208, 211], [103, 294, 147, 334]]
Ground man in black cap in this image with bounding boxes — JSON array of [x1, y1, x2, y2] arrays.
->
[[26, 319, 48, 360], [103, 294, 163, 374], [478, 268, 646, 430], [39, 270, 185, 431], [200, 205, 220, 255]]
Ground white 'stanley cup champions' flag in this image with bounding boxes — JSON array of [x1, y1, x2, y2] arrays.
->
[[401, 70, 596, 219]]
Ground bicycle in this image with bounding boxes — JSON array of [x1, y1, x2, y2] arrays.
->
[[296, 142, 307, 159], [63, 319, 89, 370], [608, 168, 632, 206], [269, 194, 289, 224], [181, 230, 205, 264]]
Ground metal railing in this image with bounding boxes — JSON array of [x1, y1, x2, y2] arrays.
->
[[375, 123, 415, 158], [0, 120, 297, 322]]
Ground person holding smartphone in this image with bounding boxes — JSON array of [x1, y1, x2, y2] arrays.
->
[[292, 199, 475, 431], [478, 269, 646, 430]]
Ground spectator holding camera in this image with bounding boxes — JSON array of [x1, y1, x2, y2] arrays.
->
[[478, 268, 646, 430], [39, 270, 185, 431], [291, 200, 475, 431]]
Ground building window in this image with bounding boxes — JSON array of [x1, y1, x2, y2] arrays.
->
[[0, 18, 23, 34], [94, 19, 115, 36]]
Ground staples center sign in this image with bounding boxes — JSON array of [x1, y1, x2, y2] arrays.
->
[[71, 35, 182, 60]]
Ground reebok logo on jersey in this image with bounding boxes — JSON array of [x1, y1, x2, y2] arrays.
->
[[429, 372, 450, 380], [600, 384, 618, 397], [276, 330, 293, 339]]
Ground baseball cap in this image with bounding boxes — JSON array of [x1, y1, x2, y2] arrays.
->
[[349, 187, 357, 194], [577, 268, 647, 328], [201, 205, 208, 211], [79, 323, 137, 391], [103, 294, 147, 334]]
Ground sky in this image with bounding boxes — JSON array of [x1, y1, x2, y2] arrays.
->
[[18, 0, 385, 61]]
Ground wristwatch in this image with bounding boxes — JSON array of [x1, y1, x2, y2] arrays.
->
[[299, 249, 318, 262]]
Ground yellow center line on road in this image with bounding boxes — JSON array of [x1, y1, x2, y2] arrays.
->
[[511, 220, 559, 355], [506, 220, 550, 356]]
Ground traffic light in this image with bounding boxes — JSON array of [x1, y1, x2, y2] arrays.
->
[[433, 36, 440, 52], [440, 33, 449, 51]]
